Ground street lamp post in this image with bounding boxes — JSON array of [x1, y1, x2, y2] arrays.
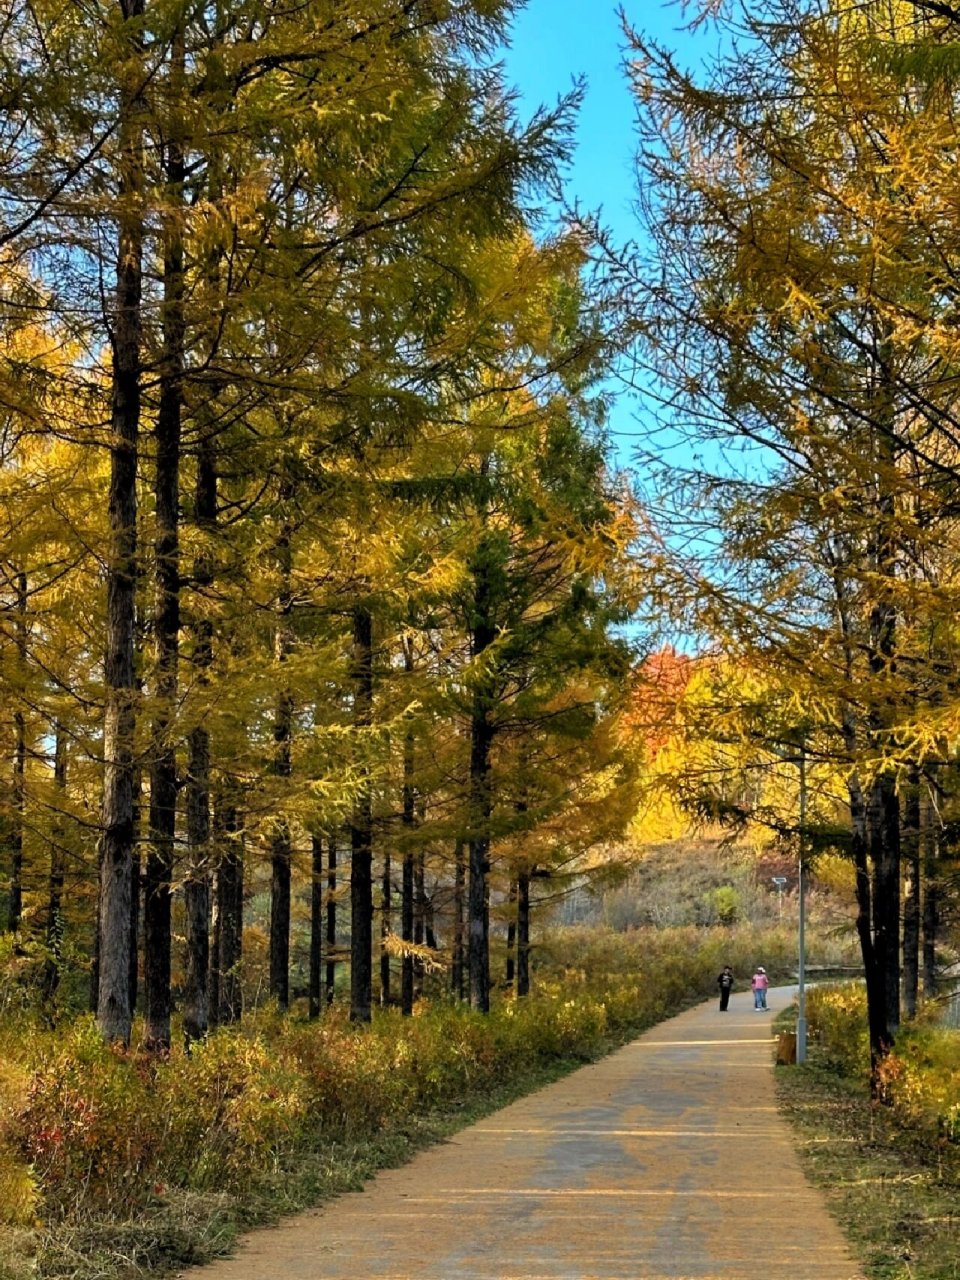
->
[[797, 743, 807, 1064], [771, 875, 787, 922]]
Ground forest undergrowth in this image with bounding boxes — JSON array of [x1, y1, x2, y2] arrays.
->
[[0, 922, 847, 1280], [776, 985, 960, 1280]]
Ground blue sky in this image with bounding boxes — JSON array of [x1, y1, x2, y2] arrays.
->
[[501, 0, 707, 245], [501, 0, 714, 471]]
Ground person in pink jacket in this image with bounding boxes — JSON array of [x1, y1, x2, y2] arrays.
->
[[751, 966, 769, 1010]]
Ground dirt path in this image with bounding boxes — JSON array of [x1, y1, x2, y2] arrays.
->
[[185, 987, 862, 1279]]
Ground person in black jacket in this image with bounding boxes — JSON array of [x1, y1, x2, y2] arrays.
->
[[717, 965, 734, 1011]]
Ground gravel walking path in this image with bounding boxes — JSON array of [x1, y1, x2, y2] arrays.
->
[[185, 986, 862, 1279]]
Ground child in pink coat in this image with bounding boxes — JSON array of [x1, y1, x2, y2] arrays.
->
[[751, 967, 769, 1010]]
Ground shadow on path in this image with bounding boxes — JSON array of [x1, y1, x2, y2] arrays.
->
[[184, 987, 862, 1279]]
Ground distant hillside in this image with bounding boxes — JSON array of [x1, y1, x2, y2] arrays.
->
[[556, 839, 855, 935]]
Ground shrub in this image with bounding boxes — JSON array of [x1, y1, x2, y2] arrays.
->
[[805, 983, 869, 1078], [7, 922, 862, 1231], [0, 1059, 37, 1227]]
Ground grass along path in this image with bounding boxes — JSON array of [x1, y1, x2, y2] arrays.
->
[[173, 986, 861, 1280], [775, 1029, 960, 1279]]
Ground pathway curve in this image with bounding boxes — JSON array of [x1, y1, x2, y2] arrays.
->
[[186, 987, 862, 1279]]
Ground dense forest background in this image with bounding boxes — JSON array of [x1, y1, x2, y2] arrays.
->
[[3, 0, 960, 1265]]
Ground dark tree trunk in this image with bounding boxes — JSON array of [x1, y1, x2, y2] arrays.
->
[[505, 877, 517, 987], [216, 802, 243, 1024], [401, 849, 414, 1015], [379, 849, 391, 1006], [468, 693, 494, 1013], [866, 394, 901, 1050], [325, 834, 337, 1005], [350, 606, 374, 1023], [401, 643, 415, 1016], [413, 850, 425, 997], [921, 780, 939, 999], [43, 723, 68, 1005], [209, 849, 221, 1029], [269, 821, 291, 1009], [843, 706, 890, 1092], [142, 847, 172, 1050], [269, 477, 293, 1009], [183, 732, 210, 1048], [451, 839, 465, 1000], [868, 772, 901, 1041], [98, 0, 145, 1045], [309, 834, 323, 1019], [7, 569, 26, 933], [128, 840, 139, 1015], [901, 776, 921, 1020], [90, 847, 102, 1014], [144, 38, 186, 1051], [517, 870, 531, 998], [467, 536, 496, 1013], [424, 879, 437, 951], [184, 431, 216, 1046]]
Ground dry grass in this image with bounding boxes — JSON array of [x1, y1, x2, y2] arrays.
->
[[777, 1056, 960, 1279], [17, 1056, 581, 1280]]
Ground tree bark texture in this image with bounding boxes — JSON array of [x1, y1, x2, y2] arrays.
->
[[468, 544, 496, 1013], [310, 834, 323, 1019], [505, 877, 517, 987], [269, 478, 293, 1009], [215, 801, 243, 1024], [7, 569, 26, 933], [325, 834, 337, 1005], [517, 870, 531, 998], [350, 606, 374, 1023], [98, 0, 146, 1045], [42, 723, 68, 1005], [380, 849, 391, 1006], [451, 839, 465, 1000], [901, 777, 921, 1020], [144, 31, 186, 1050], [401, 637, 415, 1015], [184, 418, 216, 1045], [921, 781, 939, 999]]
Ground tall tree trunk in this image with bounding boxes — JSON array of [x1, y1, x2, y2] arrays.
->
[[7, 568, 26, 933], [216, 800, 243, 1024], [505, 877, 517, 988], [269, 476, 293, 1009], [98, 0, 146, 1045], [867, 367, 901, 1047], [129, 824, 140, 1015], [42, 723, 68, 1006], [451, 839, 465, 1000], [183, 745, 210, 1047], [843, 704, 889, 1091], [380, 850, 391, 1005], [309, 833, 323, 1019], [350, 606, 374, 1023], [401, 844, 414, 1015], [184, 429, 217, 1046], [867, 770, 901, 1043], [901, 774, 921, 1020], [517, 869, 531, 998], [209, 844, 221, 1029], [921, 778, 939, 999], [401, 637, 415, 1016], [144, 36, 186, 1050], [413, 850, 425, 998], [325, 833, 337, 1005], [468, 543, 496, 1013], [90, 847, 102, 1014]]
